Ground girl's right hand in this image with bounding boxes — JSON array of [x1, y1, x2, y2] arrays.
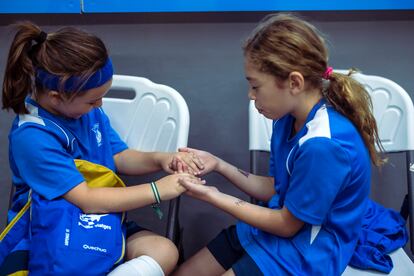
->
[[155, 173, 205, 201], [177, 147, 220, 176], [178, 175, 218, 202]]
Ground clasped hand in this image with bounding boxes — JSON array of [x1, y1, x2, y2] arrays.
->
[[157, 149, 207, 198], [169, 147, 219, 176], [167, 147, 222, 199], [163, 150, 204, 175]]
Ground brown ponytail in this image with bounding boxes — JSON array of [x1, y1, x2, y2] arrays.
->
[[2, 22, 42, 114], [326, 70, 384, 166], [243, 13, 384, 166], [2, 22, 108, 114]]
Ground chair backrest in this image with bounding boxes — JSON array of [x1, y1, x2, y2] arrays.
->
[[338, 71, 414, 152], [102, 75, 189, 244], [248, 71, 414, 253], [103, 75, 190, 152]]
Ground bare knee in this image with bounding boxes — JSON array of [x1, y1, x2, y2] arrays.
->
[[151, 237, 179, 274], [127, 233, 179, 275]]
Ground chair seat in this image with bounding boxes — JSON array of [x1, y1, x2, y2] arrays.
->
[[342, 248, 414, 275]]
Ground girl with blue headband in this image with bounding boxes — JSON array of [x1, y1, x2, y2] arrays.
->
[[1, 22, 203, 275], [173, 14, 389, 276]]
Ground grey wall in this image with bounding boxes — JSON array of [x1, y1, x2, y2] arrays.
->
[[0, 11, 413, 260]]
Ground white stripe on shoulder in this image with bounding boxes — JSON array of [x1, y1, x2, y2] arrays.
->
[[18, 103, 45, 127], [299, 104, 331, 146], [19, 101, 70, 149], [310, 225, 321, 245]]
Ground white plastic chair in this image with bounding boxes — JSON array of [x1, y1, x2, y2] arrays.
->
[[103, 75, 190, 245], [248, 72, 414, 275]]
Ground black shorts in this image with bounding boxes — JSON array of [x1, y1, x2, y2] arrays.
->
[[125, 220, 147, 238], [207, 225, 263, 276]]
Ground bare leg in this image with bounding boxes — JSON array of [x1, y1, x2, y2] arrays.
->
[[126, 230, 179, 275], [173, 247, 225, 276]]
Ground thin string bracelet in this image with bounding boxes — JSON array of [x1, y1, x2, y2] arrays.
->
[[150, 181, 163, 219]]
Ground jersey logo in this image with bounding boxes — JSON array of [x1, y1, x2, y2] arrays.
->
[[83, 244, 108, 253], [78, 214, 112, 230], [91, 123, 103, 147]]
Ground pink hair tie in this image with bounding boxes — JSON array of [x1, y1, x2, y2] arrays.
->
[[323, 66, 333, 80]]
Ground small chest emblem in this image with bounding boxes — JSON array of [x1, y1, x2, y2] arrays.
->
[[91, 123, 102, 147]]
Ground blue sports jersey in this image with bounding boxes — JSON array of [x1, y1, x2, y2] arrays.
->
[[237, 100, 371, 275], [4, 98, 129, 274], [8, 97, 128, 220]]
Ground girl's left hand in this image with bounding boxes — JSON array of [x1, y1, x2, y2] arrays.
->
[[162, 152, 204, 175]]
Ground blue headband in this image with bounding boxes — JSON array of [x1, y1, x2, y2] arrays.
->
[[35, 58, 113, 93]]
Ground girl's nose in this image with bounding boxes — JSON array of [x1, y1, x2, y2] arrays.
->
[[94, 99, 103, 108]]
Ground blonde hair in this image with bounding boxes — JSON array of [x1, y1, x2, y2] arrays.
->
[[244, 13, 384, 166]]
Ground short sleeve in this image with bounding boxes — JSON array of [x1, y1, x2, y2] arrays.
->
[[284, 137, 352, 225], [11, 126, 85, 200]]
